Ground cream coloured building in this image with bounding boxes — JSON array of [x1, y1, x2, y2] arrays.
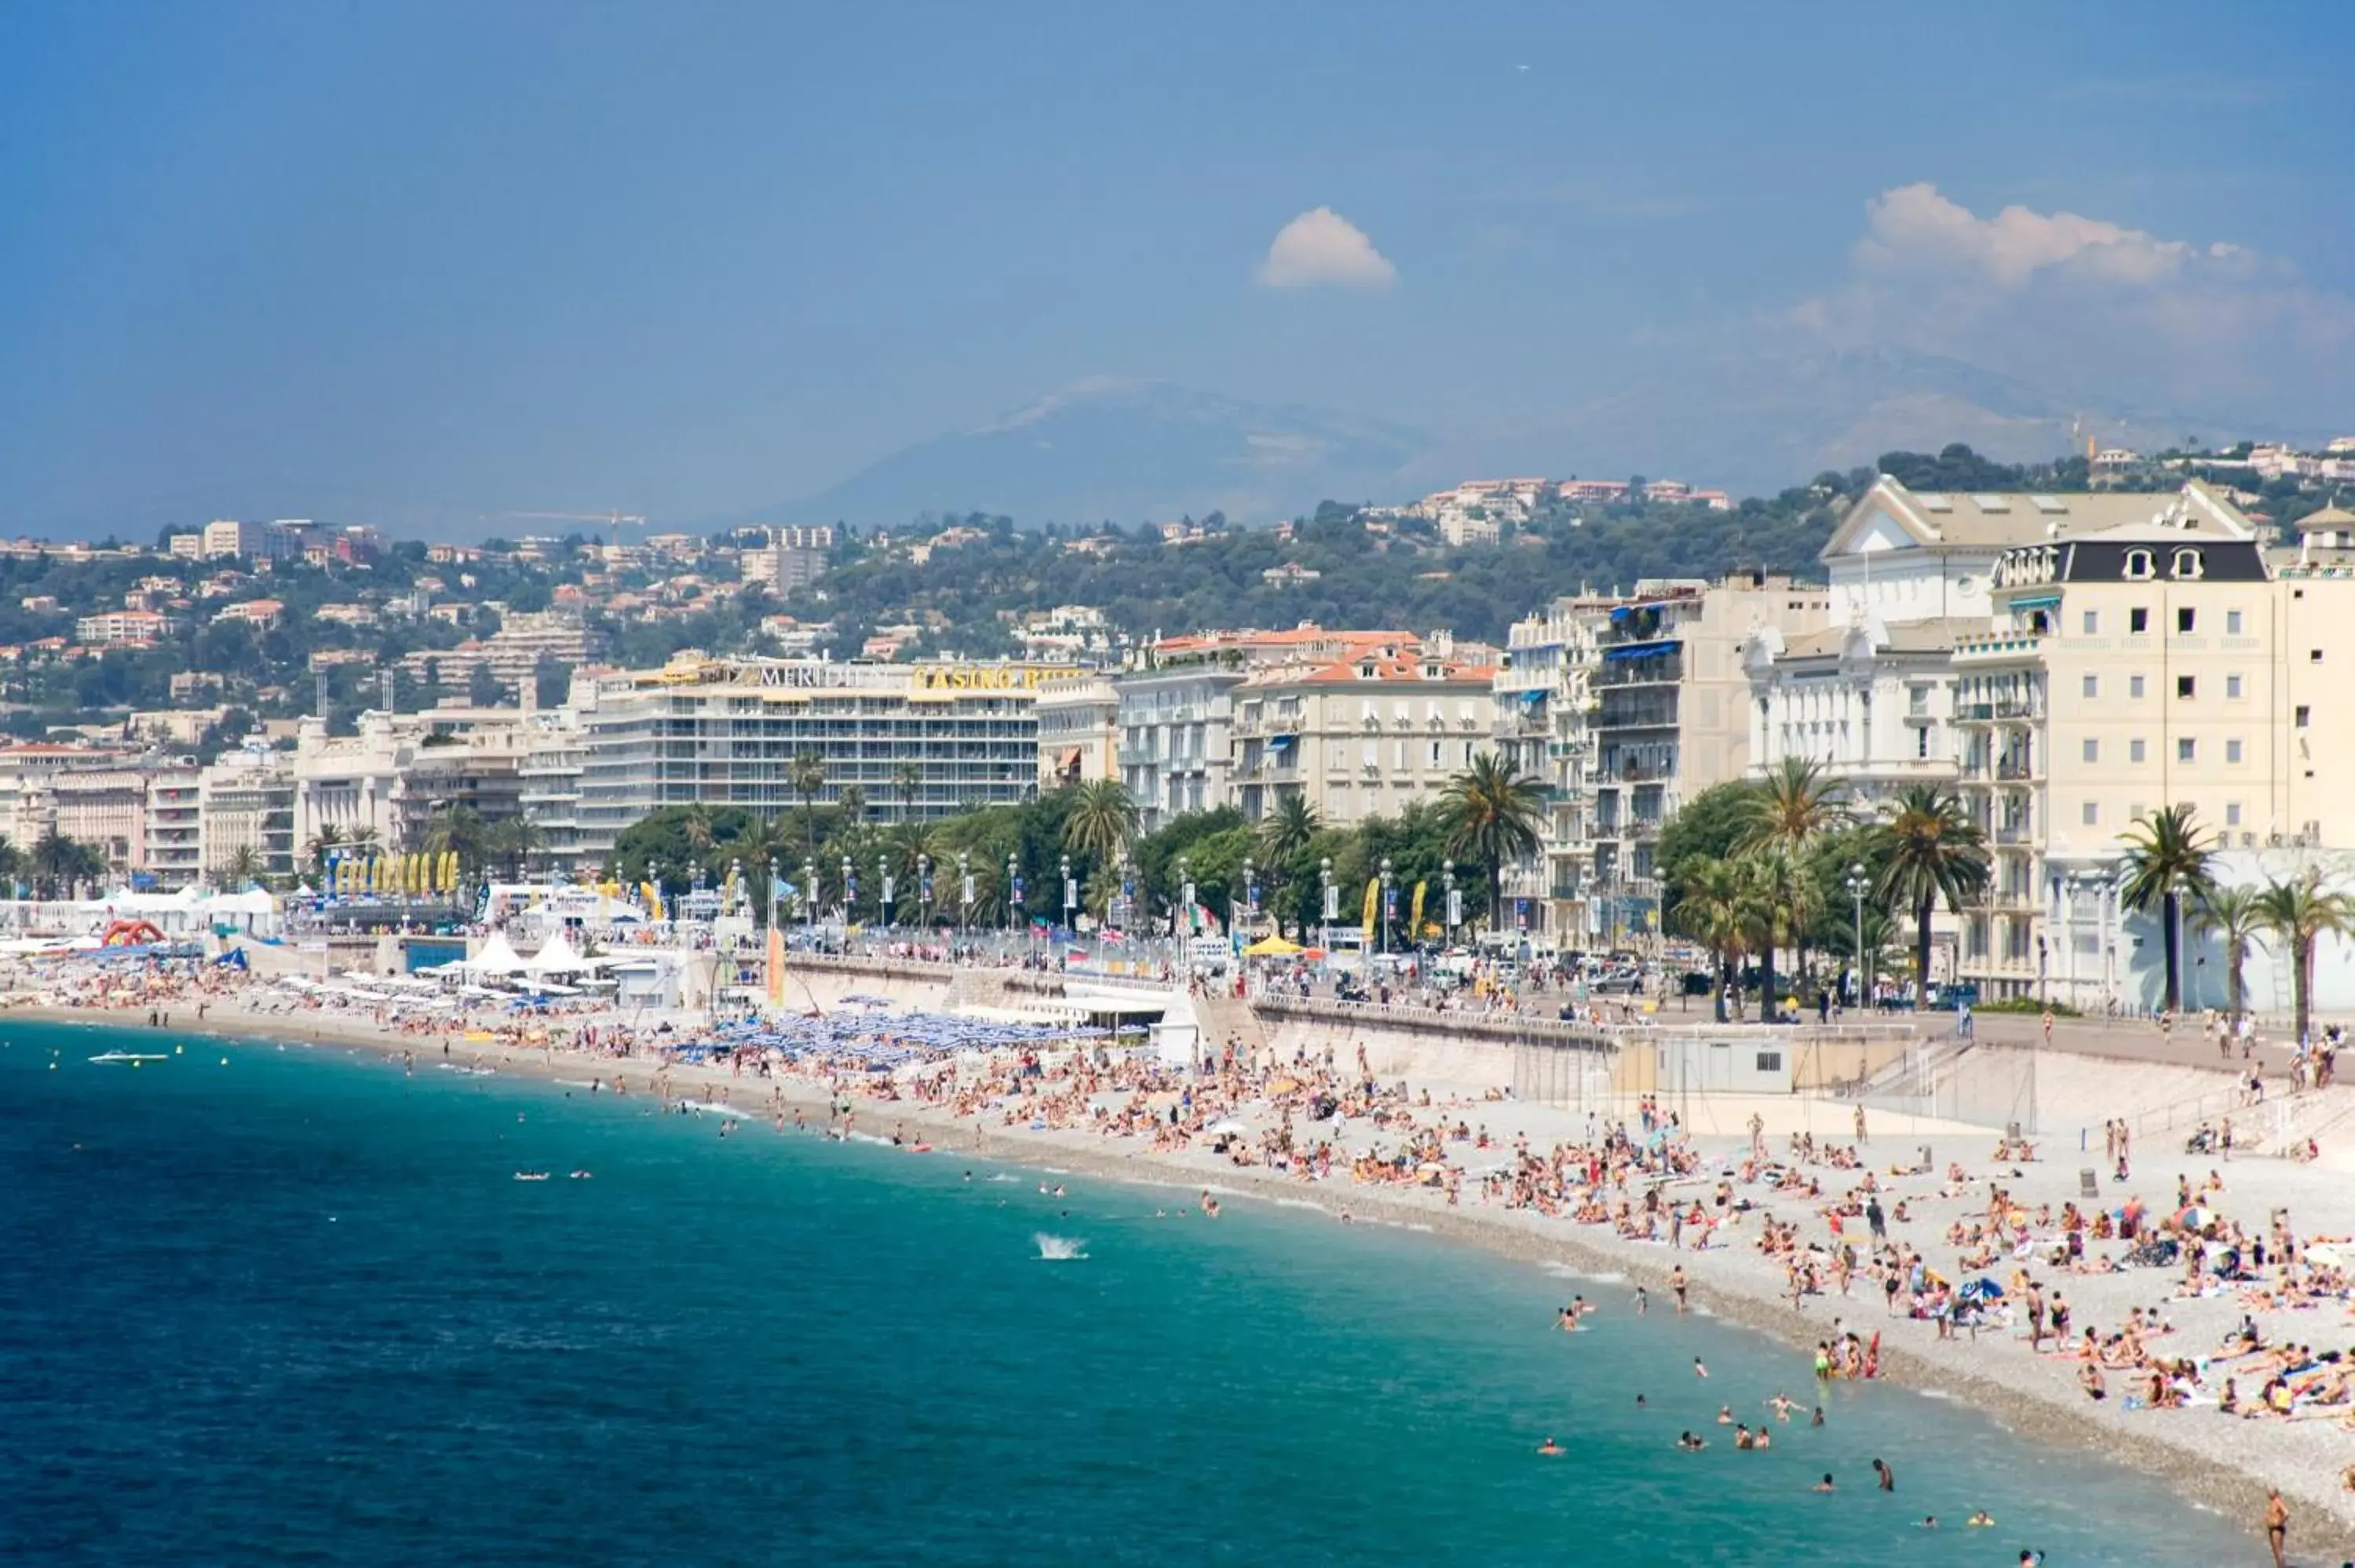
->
[[1034, 674, 1119, 791], [1229, 640, 1499, 826]]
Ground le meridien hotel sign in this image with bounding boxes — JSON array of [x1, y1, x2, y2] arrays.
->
[[641, 659, 1085, 693]]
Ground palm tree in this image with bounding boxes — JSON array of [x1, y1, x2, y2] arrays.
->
[[1670, 856, 1752, 1020], [895, 760, 925, 823], [1440, 752, 1546, 929], [680, 803, 716, 856], [346, 825, 382, 855], [2119, 805, 2214, 1013], [1062, 778, 1139, 866], [789, 749, 827, 859], [2253, 870, 2353, 1048], [0, 833, 23, 892], [305, 824, 345, 877], [838, 784, 867, 826], [2193, 884, 2266, 1021], [1872, 786, 1990, 1012], [1736, 757, 1841, 855], [491, 815, 547, 880], [1255, 793, 1320, 936], [31, 829, 84, 899], [1737, 757, 1842, 996], [220, 843, 265, 889], [421, 805, 488, 877], [1740, 849, 1815, 1023]]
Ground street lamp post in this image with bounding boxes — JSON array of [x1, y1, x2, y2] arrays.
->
[[801, 859, 815, 932], [1006, 852, 1020, 940], [1320, 856, 1334, 958], [1177, 854, 1193, 968], [841, 856, 854, 929], [917, 853, 931, 927], [1060, 853, 1073, 938], [1845, 861, 1869, 1008], [878, 853, 890, 931], [1241, 857, 1255, 936], [956, 851, 970, 939], [1379, 856, 1394, 957], [1442, 858, 1456, 948], [766, 855, 778, 932]]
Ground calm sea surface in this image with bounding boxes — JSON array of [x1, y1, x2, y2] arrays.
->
[[0, 1022, 2248, 1566]]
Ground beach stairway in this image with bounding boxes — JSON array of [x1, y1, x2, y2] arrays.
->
[[1196, 985, 1269, 1057]]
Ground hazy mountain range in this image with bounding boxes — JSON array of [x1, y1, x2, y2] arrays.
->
[[754, 356, 2302, 531]]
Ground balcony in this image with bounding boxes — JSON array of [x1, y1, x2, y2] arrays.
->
[[1593, 649, 1685, 688], [1994, 756, 2036, 781], [1954, 699, 2041, 724], [1994, 824, 2033, 846]]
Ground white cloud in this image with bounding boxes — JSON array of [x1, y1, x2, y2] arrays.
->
[[1855, 181, 2245, 289], [1256, 207, 1398, 290], [1782, 183, 2355, 414]]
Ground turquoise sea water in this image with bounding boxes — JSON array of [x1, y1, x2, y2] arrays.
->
[[1, 1022, 2250, 1566]]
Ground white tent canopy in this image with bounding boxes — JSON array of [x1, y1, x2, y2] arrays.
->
[[469, 931, 528, 975], [524, 932, 592, 973]]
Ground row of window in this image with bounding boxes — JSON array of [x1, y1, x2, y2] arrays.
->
[[2083, 800, 2251, 830], [2080, 672, 2249, 700], [2079, 737, 2245, 765]]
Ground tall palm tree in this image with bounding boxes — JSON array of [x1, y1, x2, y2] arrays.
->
[[1736, 757, 1842, 855], [421, 805, 487, 877], [680, 803, 716, 855], [1740, 848, 1815, 1023], [1255, 793, 1320, 937], [2193, 884, 2266, 1020], [838, 783, 867, 826], [31, 829, 83, 899], [1670, 856, 1752, 1020], [2119, 805, 2214, 1013], [1737, 757, 1842, 995], [1440, 752, 1546, 929], [491, 814, 547, 880], [1871, 785, 1990, 1012], [305, 824, 345, 877], [346, 825, 382, 855], [1061, 778, 1139, 865], [221, 843, 265, 890], [789, 749, 827, 859], [2253, 870, 2353, 1048], [895, 760, 925, 823]]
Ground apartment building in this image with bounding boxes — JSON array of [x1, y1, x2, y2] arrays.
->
[[1493, 595, 1620, 942], [144, 768, 204, 890], [1035, 674, 1119, 790], [199, 748, 298, 882], [517, 708, 590, 875], [739, 526, 835, 595], [1587, 574, 1831, 941], [75, 609, 181, 647], [1947, 498, 2355, 1002], [1229, 640, 1497, 827], [1117, 627, 1404, 832], [575, 656, 1075, 864]]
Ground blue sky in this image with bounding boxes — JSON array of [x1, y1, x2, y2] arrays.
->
[[2, 1, 2349, 534]]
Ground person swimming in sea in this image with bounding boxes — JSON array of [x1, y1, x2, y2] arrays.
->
[[1966, 1511, 1995, 1528], [1813, 1474, 1835, 1493], [1536, 1436, 1563, 1456], [1674, 1431, 1706, 1451]]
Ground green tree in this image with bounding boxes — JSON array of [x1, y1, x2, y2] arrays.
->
[[2253, 870, 2353, 1048], [2193, 884, 2266, 1020], [1439, 752, 1546, 929], [1061, 778, 1139, 867], [0, 833, 21, 892], [420, 805, 489, 875], [2120, 805, 2214, 1013], [305, 824, 345, 877], [1255, 793, 1321, 936], [1655, 779, 1763, 929], [1871, 786, 1990, 1012], [1670, 856, 1751, 1020], [219, 843, 264, 889], [895, 760, 925, 822], [789, 750, 827, 859]]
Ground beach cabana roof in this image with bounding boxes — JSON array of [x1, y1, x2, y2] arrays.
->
[[1241, 935, 1302, 957], [470, 932, 528, 975], [525, 932, 590, 973]]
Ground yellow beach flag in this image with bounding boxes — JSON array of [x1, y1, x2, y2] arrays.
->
[[1410, 880, 1426, 939], [1360, 877, 1378, 942], [440, 851, 458, 892]]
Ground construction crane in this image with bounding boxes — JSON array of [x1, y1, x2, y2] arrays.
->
[[505, 510, 648, 550]]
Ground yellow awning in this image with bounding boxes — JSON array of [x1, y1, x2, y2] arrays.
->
[[1242, 935, 1303, 957]]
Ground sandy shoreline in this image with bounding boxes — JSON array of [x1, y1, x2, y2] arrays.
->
[[19, 997, 2353, 1559]]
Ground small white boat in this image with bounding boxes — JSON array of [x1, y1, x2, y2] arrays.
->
[[513, 1171, 551, 1182], [89, 1052, 169, 1064]]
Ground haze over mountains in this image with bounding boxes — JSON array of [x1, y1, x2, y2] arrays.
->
[[755, 355, 2288, 532]]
